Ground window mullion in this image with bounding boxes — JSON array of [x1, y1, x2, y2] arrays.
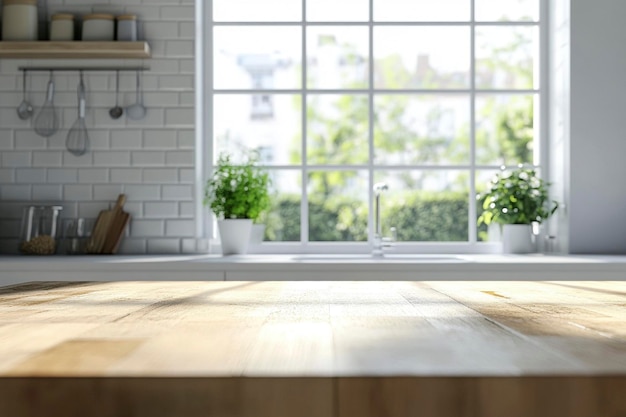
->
[[301, 0, 309, 245], [367, 0, 375, 248], [469, 0, 477, 244]]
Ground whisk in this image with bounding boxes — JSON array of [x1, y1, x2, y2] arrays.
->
[[33, 71, 59, 137], [66, 72, 90, 157]]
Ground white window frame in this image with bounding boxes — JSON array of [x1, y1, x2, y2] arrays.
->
[[196, 0, 549, 254]]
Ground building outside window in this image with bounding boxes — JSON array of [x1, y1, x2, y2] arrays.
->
[[207, 0, 543, 252]]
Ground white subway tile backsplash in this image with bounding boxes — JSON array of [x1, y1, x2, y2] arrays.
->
[[1, 184, 31, 200], [147, 238, 181, 254], [93, 151, 132, 167], [0, 130, 15, 150], [178, 130, 194, 149], [78, 202, 107, 218], [94, 185, 124, 201], [110, 168, 142, 183], [165, 108, 194, 126], [64, 185, 93, 201], [33, 152, 63, 167], [131, 220, 165, 237], [162, 185, 193, 201], [143, 168, 179, 184], [144, 202, 178, 218], [47, 168, 78, 183], [0, 169, 14, 182], [143, 22, 179, 39], [2, 152, 31, 167], [111, 130, 143, 149], [118, 238, 147, 254], [125, 185, 161, 201], [166, 151, 194, 167], [63, 153, 94, 167], [165, 40, 194, 57], [161, 5, 195, 20], [0, 0, 196, 255], [158, 75, 193, 91], [144, 130, 178, 149], [32, 185, 63, 201], [16, 168, 46, 184], [179, 202, 194, 218], [132, 151, 166, 167], [179, 168, 194, 183], [15, 131, 47, 150], [78, 169, 109, 184], [165, 219, 195, 237], [124, 202, 143, 218]]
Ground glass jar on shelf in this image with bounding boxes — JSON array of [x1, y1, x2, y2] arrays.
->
[[19, 205, 63, 255]]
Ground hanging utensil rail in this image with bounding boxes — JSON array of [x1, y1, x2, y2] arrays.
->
[[18, 66, 150, 72]]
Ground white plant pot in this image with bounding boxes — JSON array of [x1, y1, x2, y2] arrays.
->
[[502, 224, 535, 254], [250, 224, 266, 245], [218, 219, 252, 255]]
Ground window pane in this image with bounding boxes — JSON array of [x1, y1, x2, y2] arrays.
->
[[374, 0, 470, 22], [475, 0, 539, 22], [265, 170, 302, 242], [214, 94, 302, 165], [374, 27, 470, 89], [214, 0, 301, 22], [374, 171, 469, 242], [307, 0, 369, 22], [475, 94, 535, 166], [214, 27, 301, 89], [307, 95, 369, 165], [307, 27, 369, 89], [475, 26, 538, 89], [308, 171, 368, 241], [374, 95, 470, 165]]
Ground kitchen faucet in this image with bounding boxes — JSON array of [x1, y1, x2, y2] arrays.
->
[[372, 182, 396, 257]]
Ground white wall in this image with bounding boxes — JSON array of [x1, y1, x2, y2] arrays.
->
[[0, 0, 199, 254], [566, 0, 626, 253]]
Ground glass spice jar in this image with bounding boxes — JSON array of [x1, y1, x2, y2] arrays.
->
[[20, 205, 63, 255]]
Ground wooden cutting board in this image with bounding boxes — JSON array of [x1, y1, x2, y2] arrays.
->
[[101, 205, 130, 254], [86, 194, 129, 254]]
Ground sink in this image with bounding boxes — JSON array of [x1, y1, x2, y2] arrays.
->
[[290, 254, 468, 263]]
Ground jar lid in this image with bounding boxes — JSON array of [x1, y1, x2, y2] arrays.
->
[[117, 14, 137, 21], [51, 13, 75, 21], [3, 0, 37, 5], [83, 13, 115, 21]]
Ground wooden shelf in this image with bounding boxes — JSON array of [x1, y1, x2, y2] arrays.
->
[[0, 41, 151, 59]]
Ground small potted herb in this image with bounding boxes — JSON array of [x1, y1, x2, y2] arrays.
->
[[204, 152, 270, 255], [477, 166, 558, 253]]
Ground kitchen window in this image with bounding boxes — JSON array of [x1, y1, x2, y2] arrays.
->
[[198, 0, 546, 253]]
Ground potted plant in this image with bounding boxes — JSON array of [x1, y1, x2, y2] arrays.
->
[[477, 166, 558, 253], [204, 152, 270, 255]]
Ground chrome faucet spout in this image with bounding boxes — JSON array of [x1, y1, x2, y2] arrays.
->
[[372, 183, 394, 256]]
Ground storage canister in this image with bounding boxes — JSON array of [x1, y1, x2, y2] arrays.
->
[[81, 13, 114, 41], [49, 14, 75, 41], [116, 14, 137, 41], [1, 0, 38, 41]]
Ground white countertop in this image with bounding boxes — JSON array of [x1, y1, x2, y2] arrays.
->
[[2, 254, 626, 285]]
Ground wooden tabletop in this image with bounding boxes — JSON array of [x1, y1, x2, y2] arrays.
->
[[0, 280, 625, 417]]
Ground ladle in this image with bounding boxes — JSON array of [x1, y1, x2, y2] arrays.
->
[[109, 70, 123, 119], [126, 70, 146, 120], [17, 70, 34, 120]]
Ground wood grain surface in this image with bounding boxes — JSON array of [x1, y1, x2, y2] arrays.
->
[[0, 280, 624, 417]]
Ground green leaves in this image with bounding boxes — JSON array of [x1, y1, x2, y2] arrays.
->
[[477, 166, 558, 226], [203, 153, 271, 221]]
